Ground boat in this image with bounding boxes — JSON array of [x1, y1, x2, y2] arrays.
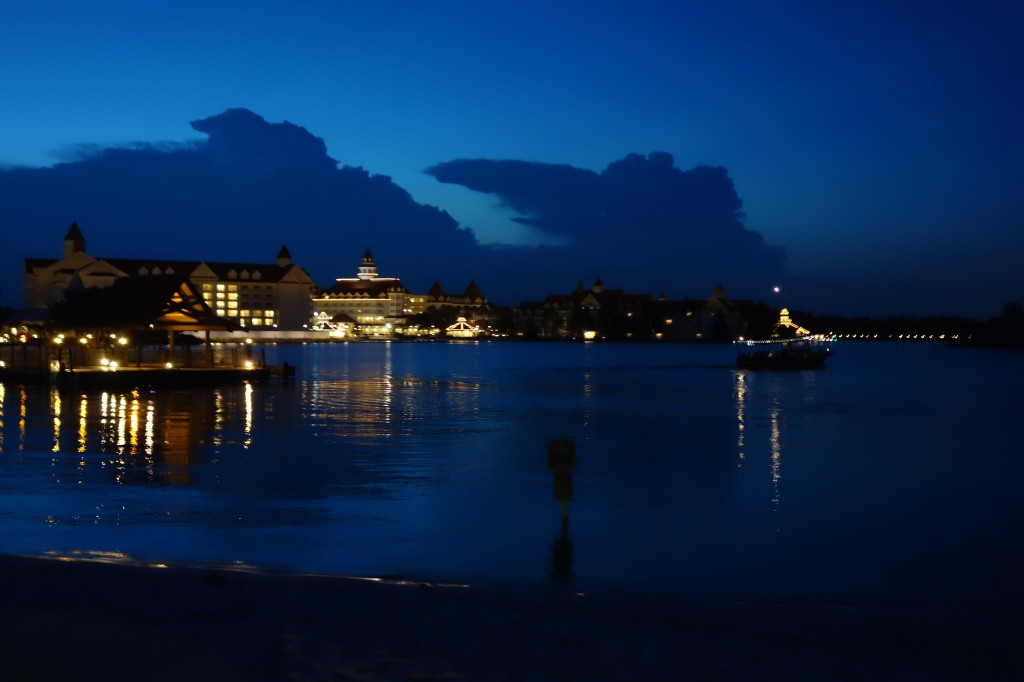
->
[[735, 308, 835, 370]]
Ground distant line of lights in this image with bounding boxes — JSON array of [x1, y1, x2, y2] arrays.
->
[[831, 333, 964, 340]]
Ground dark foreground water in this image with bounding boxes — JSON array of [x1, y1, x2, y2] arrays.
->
[[1, 341, 1021, 607]]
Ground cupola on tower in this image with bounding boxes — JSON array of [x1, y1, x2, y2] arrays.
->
[[357, 249, 378, 280]]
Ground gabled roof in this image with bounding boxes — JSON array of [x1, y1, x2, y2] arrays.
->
[[49, 275, 236, 331]]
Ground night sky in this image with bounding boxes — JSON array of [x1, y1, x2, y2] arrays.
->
[[2, 1, 1022, 318]]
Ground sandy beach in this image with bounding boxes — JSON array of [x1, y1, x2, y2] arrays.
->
[[0, 553, 1019, 681]]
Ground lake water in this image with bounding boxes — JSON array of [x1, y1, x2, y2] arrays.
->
[[1, 341, 1021, 608]]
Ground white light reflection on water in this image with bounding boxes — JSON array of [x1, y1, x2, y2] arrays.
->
[[733, 371, 746, 465], [243, 382, 253, 448], [769, 395, 781, 508]]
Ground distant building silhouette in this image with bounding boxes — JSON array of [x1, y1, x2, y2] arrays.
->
[[515, 279, 751, 340]]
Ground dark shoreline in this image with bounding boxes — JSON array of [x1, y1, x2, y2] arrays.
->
[[0, 553, 1019, 681]]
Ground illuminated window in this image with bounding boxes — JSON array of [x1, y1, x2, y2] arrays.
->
[[216, 284, 225, 291], [228, 284, 238, 292], [265, 310, 275, 318], [216, 292, 225, 299], [228, 301, 237, 309], [240, 310, 250, 317], [263, 318, 273, 326], [227, 310, 238, 317], [202, 284, 212, 292], [228, 293, 238, 301], [252, 318, 263, 326]]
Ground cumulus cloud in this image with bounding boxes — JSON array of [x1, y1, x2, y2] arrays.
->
[[427, 152, 786, 300]]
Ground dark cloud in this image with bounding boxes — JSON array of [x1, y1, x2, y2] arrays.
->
[[427, 152, 786, 300], [1, 109, 784, 308]]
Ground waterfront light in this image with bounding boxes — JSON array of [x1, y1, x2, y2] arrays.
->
[[244, 360, 254, 369], [118, 337, 128, 345], [100, 358, 109, 366], [165, 362, 173, 369]]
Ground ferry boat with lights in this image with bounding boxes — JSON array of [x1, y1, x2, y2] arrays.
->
[[735, 309, 834, 370]]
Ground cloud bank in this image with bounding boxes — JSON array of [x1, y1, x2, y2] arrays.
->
[[427, 152, 786, 300], [1, 109, 784, 307]]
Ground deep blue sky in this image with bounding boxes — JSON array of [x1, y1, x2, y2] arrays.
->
[[2, 1, 1022, 318]]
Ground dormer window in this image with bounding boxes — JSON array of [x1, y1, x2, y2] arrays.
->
[[241, 270, 250, 280], [138, 266, 149, 275], [228, 269, 237, 280], [253, 271, 262, 280]]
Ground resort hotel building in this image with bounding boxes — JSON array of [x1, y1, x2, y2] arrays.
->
[[311, 250, 487, 336], [23, 223, 316, 330]]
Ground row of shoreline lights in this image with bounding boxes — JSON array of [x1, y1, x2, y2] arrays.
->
[[768, 288, 967, 341], [47, 333, 257, 370], [738, 333, 965, 342]]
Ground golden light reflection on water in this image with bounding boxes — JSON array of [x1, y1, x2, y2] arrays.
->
[[19, 387, 27, 450], [51, 390, 62, 453], [0, 384, 260, 486], [78, 393, 87, 453]]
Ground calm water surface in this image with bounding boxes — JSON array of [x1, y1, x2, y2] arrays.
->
[[1, 341, 1021, 607]]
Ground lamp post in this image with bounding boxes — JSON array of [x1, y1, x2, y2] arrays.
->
[[773, 286, 781, 313]]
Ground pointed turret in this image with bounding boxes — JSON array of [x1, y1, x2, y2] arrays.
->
[[462, 280, 485, 303], [592, 277, 605, 294], [428, 281, 447, 300], [277, 245, 293, 267], [64, 222, 86, 258]]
